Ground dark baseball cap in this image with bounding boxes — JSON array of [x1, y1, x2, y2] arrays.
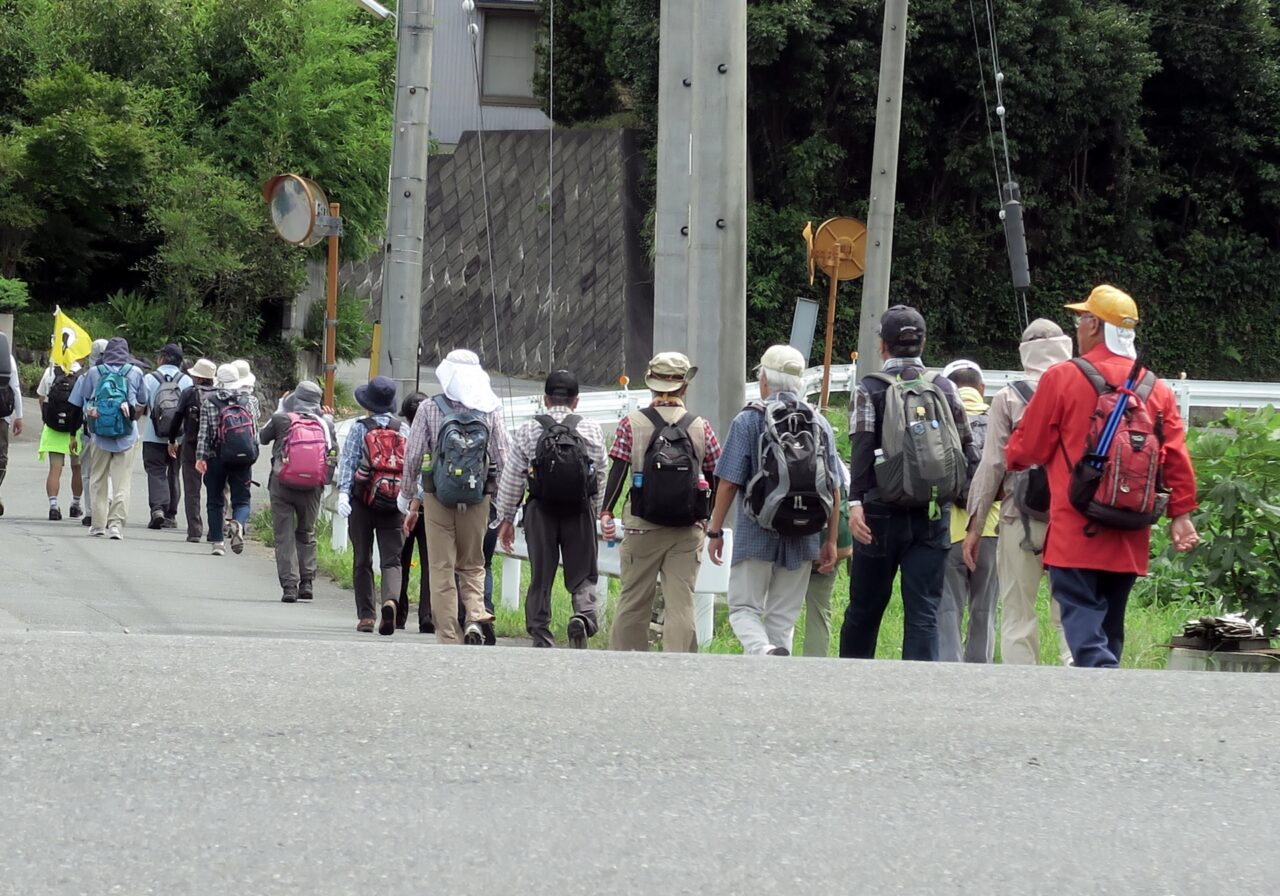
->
[[879, 305, 927, 347], [545, 369, 579, 399]]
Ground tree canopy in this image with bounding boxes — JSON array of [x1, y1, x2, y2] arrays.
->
[[541, 0, 1280, 378], [0, 0, 394, 356]]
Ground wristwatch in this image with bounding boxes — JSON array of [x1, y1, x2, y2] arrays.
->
[[706, 530, 724, 540], [849, 500, 863, 508]]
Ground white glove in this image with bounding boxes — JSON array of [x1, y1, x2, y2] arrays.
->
[[396, 493, 412, 516], [337, 493, 352, 518]]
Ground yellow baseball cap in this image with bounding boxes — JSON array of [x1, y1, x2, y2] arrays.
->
[[1064, 285, 1140, 329]]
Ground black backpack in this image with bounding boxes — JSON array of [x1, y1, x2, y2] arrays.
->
[[744, 399, 834, 536], [527, 414, 596, 515], [42, 367, 84, 433], [629, 408, 710, 527], [0, 333, 13, 419], [149, 371, 185, 439], [1009, 380, 1051, 551]]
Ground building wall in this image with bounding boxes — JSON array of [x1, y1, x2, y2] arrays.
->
[[430, 0, 551, 147], [328, 128, 654, 387]]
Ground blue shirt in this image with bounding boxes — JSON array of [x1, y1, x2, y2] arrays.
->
[[337, 414, 395, 496], [142, 365, 194, 444], [714, 392, 841, 570], [70, 364, 147, 453]]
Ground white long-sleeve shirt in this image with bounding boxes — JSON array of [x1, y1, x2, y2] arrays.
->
[[4, 354, 21, 423]]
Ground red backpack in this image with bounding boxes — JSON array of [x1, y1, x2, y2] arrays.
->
[[277, 413, 330, 488], [1065, 359, 1169, 532], [354, 417, 405, 511]]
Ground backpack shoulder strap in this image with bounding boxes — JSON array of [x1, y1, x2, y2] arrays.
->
[[1070, 358, 1110, 395], [1010, 380, 1035, 404], [433, 394, 453, 417], [1133, 369, 1157, 402], [359, 416, 381, 432], [639, 406, 666, 431], [535, 414, 556, 431], [672, 412, 694, 435], [866, 371, 896, 388], [563, 414, 582, 431]]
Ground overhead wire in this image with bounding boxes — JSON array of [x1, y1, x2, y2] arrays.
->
[[465, 5, 517, 428]]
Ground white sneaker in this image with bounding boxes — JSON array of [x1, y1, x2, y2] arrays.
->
[[108, 526, 123, 540], [211, 542, 226, 556], [89, 527, 106, 537]]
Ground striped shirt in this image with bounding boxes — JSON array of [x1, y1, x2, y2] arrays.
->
[[494, 407, 608, 523], [399, 395, 510, 503]]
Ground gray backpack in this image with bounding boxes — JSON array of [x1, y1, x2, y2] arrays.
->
[[0, 333, 13, 419], [743, 399, 834, 536], [868, 370, 967, 508], [431, 395, 491, 508]]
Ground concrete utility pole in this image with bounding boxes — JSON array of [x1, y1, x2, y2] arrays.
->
[[652, 0, 694, 354], [381, 0, 435, 401], [855, 0, 910, 382], [654, 0, 747, 438]]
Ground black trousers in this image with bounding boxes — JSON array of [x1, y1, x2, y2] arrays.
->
[[348, 500, 405, 622], [522, 500, 601, 647], [142, 442, 180, 518]]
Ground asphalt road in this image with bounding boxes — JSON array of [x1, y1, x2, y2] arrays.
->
[[3, 402, 1279, 895]]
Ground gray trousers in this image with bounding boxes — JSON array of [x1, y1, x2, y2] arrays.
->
[[269, 478, 323, 593], [0, 419, 8, 492], [523, 500, 600, 647], [348, 498, 405, 621], [938, 537, 998, 663], [142, 442, 180, 518], [181, 441, 203, 538]]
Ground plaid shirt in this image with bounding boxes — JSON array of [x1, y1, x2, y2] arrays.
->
[[336, 414, 397, 496], [399, 395, 510, 503], [607, 399, 722, 476], [494, 407, 608, 522], [195, 390, 261, 461]]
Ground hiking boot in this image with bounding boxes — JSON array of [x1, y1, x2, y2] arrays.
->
[[89, 526, 106, 537], [49, 507, 62, 521], [162, 517, 177, 529], [107, 526, 124, 540], [229, 520, 245, 555], [186, 535, 201, 543], [463, 623, 484, 645], [357, 619, 375, 633], [281, 590, 298, 603], [82, 515, 92, 527], [68, 504, 82, 519], [419, 621, 436, 635], [148, 510, 165, 530], [378, 601, 397, 636], [567, 615, 589, 650], [396, 596, 409, 630], [483, 621, 497, 646], [0, 498, 4, 516], [211, 542, 226, 556], [766, 646, 790, 656], [298, 582, 314, 601]]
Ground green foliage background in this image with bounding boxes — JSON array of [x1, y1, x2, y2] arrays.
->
[[539, 0, 1280, 379], [0, 0, 394, 369]]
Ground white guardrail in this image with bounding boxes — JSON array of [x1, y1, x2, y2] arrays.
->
[[326, 364, 1280, 645]]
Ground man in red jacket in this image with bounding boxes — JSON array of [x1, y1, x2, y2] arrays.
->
[[1006, 285, 1200, 667]]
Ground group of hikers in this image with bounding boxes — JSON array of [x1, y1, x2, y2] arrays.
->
[[0, 283, 1199, 665]]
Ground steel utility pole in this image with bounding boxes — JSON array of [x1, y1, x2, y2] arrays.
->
[[655, 0, 747, 438], [855, 0, 909, 382], [381, 0, 435, 401]]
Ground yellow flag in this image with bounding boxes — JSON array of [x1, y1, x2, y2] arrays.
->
[[51, 307, 92, 373]]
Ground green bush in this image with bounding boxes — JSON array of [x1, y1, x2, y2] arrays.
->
[[0, 277, 30, 312], [1138, 408, 1280, 632], [302, 293, 372, 364]]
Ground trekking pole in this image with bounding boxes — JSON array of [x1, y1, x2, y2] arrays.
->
[[1088, 353, 1143, 470]]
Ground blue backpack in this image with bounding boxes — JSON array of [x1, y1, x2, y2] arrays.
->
[[432, 395, 491, 507], [92, 364, 132, 438]]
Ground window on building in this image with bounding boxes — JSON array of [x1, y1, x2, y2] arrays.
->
[[481, 10, 539, 106]]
